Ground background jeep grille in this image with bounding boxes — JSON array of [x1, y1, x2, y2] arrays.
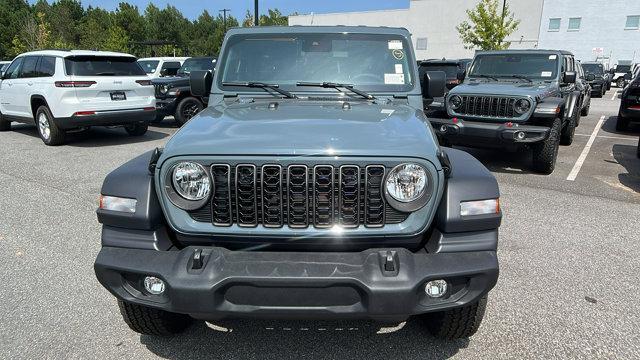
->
[[188, 164, 409, 228], [456, 96, 518, 118]]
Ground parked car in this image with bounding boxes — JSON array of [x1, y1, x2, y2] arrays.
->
[[0, 61, 11, 77], [611, 64, 633, 88], [137, 57, 189, 78], [152, 56, 216, 125], [575, 62, 593, 119], [94, 26, 502, 341], [581, 62, 609, 97], [617, 70, 640, 131], [418, 59, 469, 114], [0, 50, 155, 145], [431, 50, 584, 174]]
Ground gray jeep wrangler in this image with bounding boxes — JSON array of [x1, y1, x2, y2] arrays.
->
[[94, 26, 501, 340], [431, 50, 585, 174]]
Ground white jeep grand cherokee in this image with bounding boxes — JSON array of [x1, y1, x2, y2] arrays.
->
[[0, 50, 156, 145]]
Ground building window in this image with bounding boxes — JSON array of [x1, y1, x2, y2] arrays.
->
[[548, 18, 561, 32], [625, 15, 640, 29], [568, 17, 581, 31], [416, 37, 428, 50]]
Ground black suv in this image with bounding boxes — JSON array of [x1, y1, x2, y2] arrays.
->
[[581, 62, 609, 97], [431, 50, 587, 174], [617, 69, 640, 131], [152, 57, 216, 126], [418, 59, 470, 113]]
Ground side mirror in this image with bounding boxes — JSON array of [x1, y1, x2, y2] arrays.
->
[[190, 70, 213, 97], [422, 71, 446, 99], [563, 71, 576, 84], [456, 69, 466, 82], [586, 73, 595, 81]]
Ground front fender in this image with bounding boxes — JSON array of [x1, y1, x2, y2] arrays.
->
[[533, 97, 564, 118]]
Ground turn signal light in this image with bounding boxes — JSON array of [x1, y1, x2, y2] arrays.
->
[[460, 198, 500, 216], [99, 195, 137, 213]]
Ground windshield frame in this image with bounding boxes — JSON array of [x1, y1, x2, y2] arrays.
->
[[468, 52, 561, 81], [214, 32, 417, 96]]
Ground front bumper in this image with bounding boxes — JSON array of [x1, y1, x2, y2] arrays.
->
[[430, 117, 550, 146], [155, 97, 178, 116], [95, 246, 498, 321], [55, 108, 156, 130]]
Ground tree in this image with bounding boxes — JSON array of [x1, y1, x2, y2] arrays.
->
[[0, 0, 32, 57], [103, 25, 130, 52], [259, 9, 287, 26], [11, 12, 51, 54], [242, 10, 254, 27], [456, 0, 520, 50]]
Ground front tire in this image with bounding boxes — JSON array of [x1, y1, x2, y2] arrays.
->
[[423, 296, 488, 340], [617, 78, 625, 88], [118, 300, 193, 336], [35, 106, 66, 146], [175, 97, 203, 126], [124, 122, 149, 136], [532, 117, 561, 174], [561, 111, 577, 146], [581, 99, 590, 117], [0, 112, 11, 131]]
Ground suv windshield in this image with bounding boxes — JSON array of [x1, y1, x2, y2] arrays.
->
[[469, 53, 559, 80], [65, 56, 146, 76], [138, 60, 160, 74], [177, 58, 216, 76], [616, 65, 631, 73], [581, 63, 604, 75], [218, 33, 414, 92]]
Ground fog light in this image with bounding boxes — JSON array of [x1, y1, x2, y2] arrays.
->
[[515, 131, 526, 140], [144, 276, 165, 295], [440, 125, 448, 133], [425, 280, 448, 298]]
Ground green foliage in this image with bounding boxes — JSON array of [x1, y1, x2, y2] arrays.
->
[[456, 0, 520, 50]]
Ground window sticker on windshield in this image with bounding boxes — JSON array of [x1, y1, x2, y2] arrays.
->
[[384, 73, 405, 84], [395, 64, 403, 74], [548, 55, 557, 60], [392, 49, 405, 60], [388, 40, 403, 50], [541, 71, 553, 77]]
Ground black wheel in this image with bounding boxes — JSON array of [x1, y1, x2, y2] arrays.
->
[[151, 113, 165, 124], [0, 112, 10, 131], [175, 97, 203, 126], [35, 105, 66, 145], [617, 78, 625, 88], [580, 99, 590, 117], [561, 111, 577, 146], [616, 111, 629, 132], [532, 117, 561, 174], [636, 137, 640, 158], [423, 296, 488, 340], [124, 122, 149, 136], [597, 87, 604, 98], [118, 300, 193, 336], [607, 82, 611, 91]]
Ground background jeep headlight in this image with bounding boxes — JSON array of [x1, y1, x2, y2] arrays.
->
[[159, 85, 169, 94], [514, 99, 531, 114], [449, 95, 463, 110], [172, 162, 211, 201], [385, 163, 427, 203]]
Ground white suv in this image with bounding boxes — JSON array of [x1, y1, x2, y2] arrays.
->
[[137, 57, 189, 78], [0, 50, 156, 145]]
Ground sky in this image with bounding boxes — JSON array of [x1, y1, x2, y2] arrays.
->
[[29, 0, 410, 20]]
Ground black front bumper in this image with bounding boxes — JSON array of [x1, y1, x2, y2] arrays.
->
[[95, 246, 498, 321], [430, 117, 550, 146], [55, 108, 156, 130], [155, 97, 178, 116]]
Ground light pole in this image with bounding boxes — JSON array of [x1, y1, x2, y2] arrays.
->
[[254, 0, 259, 26], [219, 8, 230, 32]]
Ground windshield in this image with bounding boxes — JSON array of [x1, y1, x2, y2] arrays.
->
[[138, 60, 160, 74], [616, 65, 631, 73], [581, 63, 604, 75], [419, 64, 458, 78], [178, 58, 216, 75], [218, 33, 415, 92], [65, 56, 146, 76], [469, 53, 559, 80]]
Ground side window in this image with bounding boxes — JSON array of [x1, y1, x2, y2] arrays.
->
[[37, 56, 56, 77], [4, 58, 24, 79], [19, 56, 39, 78]]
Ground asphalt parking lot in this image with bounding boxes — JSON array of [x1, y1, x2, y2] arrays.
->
[[1, 93, 639, 359]]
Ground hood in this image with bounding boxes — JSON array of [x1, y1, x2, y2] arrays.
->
[[160, 100, 440, 163], [450, 81, 557, 100], [151, 76, 189, 87]]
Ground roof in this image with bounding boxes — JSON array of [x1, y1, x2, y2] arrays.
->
[[476, 49, 574, 56], [138, 57, 189, 61], [16, 50, 136, 58], [226, 25, 411, 36]]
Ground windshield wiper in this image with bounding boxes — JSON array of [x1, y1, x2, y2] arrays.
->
[[508, 75, 533, 83], [223, 81, 297, 99], [470, 74, 498, 81], [296, 82, 375, 100]]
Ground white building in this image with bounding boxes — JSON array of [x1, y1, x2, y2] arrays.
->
[[289, 0, 544, 60]]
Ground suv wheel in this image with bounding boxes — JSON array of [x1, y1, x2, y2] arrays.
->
[[422, 296, 487, 340], [175, 97, 203, 126], [532, 117, 561, 174], [561, 112, 577, 146], [616, 111, 629, 132], [617, 78, 625, 88], [0, 112, 10, 131], [580, 99, 590, 117], [637, 137, 640, 158], [36, 106, 66, 146], [118, 300, 193, 336], [124, 122, 149, 136]]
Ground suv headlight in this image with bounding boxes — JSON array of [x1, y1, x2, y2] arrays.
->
[[384, 163, 432, 212], [514, 99, 531, 114], [159, 85, 169, 94], [172, 162, 211, 200], [448, 95, 463, 110]]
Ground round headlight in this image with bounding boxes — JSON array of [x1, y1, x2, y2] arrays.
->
[[385, 163, 427, 203], [514, 99, 531, 114], [172, 162, 211, 201], [159, 85, 169, 94], [449, 95, 463, 110]]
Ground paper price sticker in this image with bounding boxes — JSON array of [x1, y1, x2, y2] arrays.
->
[[388, 40, 403, 50], [384, 73, 405, 85]]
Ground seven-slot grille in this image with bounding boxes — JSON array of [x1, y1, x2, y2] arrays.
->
[[454, 96, 520, 118], [188, 164, 409, 228]]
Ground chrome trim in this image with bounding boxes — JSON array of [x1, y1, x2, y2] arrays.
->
[[286, 164, 309, 228], [364, 165, 386, 228], [261, 164, 283, 228], [235, 164, 258, 227], [338, 165, 360, 228], [210, 164, 232, 226], [312, 165, 334, 228]]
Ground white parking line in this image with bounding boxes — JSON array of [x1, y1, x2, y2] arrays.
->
[[574, 133, 637, 141], [611, 90, 619, 101], [567, 115, 606, 181]]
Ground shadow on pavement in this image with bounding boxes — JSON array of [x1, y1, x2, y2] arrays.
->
[[140, 319, 468, 360], [10, 124, 169, 147], [612, 143, 640, 193], [452, 146, 534, 175], [601, 115, 640, 136]]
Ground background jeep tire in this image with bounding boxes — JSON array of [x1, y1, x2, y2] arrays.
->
[[580, 100, 590, 117], [560, 112, 577, 145], [118, 300, 193, 336], [423, 296, 487, 340], [532, 117, 561, 174], [0, 112, 10, 131], [151, 114, 165, 124], [175, 97, 203, 126], [617, 78, 625, 88], [124, 122, 149, 136], [616, 112, 629, 131], [35, 105, 66, 146]]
